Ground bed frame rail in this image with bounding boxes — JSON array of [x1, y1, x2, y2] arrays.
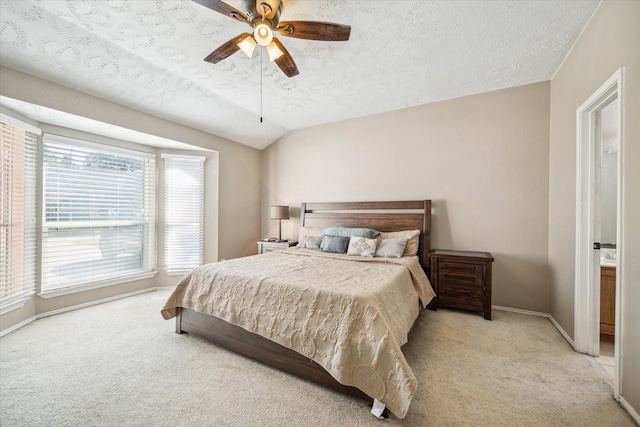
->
[[177, 307, 372, 402]]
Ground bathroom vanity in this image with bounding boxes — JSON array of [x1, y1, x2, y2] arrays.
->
[[600, 249, 617, 342]]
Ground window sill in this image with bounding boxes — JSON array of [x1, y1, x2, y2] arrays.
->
[[38, 271, 158, 299], [164, 269, 194, 276]]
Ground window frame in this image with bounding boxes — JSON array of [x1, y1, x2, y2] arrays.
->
[[39, 133, 157, 298]]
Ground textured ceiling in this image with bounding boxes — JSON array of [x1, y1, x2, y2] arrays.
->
[[0, 0, 599, 150]]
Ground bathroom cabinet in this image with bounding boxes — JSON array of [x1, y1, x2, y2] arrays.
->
[[600, 266, 616, 341]]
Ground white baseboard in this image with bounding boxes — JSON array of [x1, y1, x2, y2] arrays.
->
[[493, 305, 575, 348], [0, 315, 37, 338], [493, 305, 548, 317], [36, 288, 157, 320], [619, 396, 640, 425], [546, 314, 576, 349]]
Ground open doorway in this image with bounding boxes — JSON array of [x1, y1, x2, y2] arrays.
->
[[574, 69, 623, 399], [595, 98, 618, 378]]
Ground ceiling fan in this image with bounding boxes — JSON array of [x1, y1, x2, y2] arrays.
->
[[193, 0, 351, 78]]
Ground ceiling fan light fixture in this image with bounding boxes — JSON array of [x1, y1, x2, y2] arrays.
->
[[197, 0, 350, 78], [254, 22, 273, 46], [266, 41, 284, 61], [238, 34, 257, 58]]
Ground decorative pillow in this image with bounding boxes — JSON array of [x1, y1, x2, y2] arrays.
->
[[376, 230, 420, 256], [322, 226, 380, 239], [347, 236, 377, 257], [297, 235, 323, 250], [320, 235, 350, 254], [375, 238, 408, 258], [298, 226, 324, 243]]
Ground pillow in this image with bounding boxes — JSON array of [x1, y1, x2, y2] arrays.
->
[[298, 226, 324, 243], [376, 230, 420, 256], [297, 235, 323, 250], [320, 235, 350, 254], [375, 238, 408, 258], [347, 236, 377, 258], [321, 226, 380, 239]]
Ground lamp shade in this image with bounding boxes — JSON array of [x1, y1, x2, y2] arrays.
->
[[238, 34, 257, 58], [266, 41, 284, 62], [254, 23, 273, 46], [270, 205, 289, 220]]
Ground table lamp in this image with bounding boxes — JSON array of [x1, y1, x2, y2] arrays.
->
[[270, 205, 289, 242]]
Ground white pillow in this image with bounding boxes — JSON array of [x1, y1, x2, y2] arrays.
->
[[347, 236, 377, 257], [376, 230, 420, 256], [375, 238, 408, 258]]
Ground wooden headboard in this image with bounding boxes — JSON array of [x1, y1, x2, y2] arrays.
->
[[300, 200, 432, 274]]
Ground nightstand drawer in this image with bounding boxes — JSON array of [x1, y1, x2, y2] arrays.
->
[[257, 240, 297, 254], [438, 261, 483, 285], [438, 282, 484, 309]]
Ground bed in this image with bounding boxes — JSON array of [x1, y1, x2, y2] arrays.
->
[[161, 200, 434, 418]]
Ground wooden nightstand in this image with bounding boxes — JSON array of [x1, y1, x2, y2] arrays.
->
[[430, 249, 494, 320], [257, 240, 297, 254]]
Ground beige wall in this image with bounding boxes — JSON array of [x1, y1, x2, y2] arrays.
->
[[0, 66, 262, 332], [548, 0, 640, 415], [262, 82, 551, 313]]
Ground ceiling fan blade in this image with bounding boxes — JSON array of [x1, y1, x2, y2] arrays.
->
[[276, 21, 351, 41], [204, 33, 250, 64], [192, 0, 250, 25], [272, 38, 299, 78]]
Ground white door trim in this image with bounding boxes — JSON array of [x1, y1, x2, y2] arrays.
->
[[574, 68, 623, 399]]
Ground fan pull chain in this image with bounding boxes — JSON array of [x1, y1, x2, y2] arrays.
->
[[259, 4, 267, 123], [260, 46, 263, 123]]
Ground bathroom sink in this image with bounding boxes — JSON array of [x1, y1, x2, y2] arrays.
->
[[601, 248, 617, 267], [601, 258, 617, 267]]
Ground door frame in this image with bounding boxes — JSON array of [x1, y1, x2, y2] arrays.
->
[[574, 68, 623, 398]]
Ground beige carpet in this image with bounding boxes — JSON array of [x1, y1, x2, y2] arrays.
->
[[0, 289, 635, 427]]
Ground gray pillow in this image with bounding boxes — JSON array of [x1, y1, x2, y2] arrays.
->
[[375, 238, 408, 258], [322, 226, 380, 239], [297, 235, 323, 250], [321, 235, 350, 254]]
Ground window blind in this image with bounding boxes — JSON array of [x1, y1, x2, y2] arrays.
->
[[163, 154, 205, 274], [0, 120, 38, 314], [42, 134, 156, 293]]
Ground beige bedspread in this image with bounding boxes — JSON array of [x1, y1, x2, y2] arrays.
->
[[161, 247, 435, 418]]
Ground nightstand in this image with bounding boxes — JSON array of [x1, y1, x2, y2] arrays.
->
[[257, 240, 297, 254], [430, 249, 494, 320]]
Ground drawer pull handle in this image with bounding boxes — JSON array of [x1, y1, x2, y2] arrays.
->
[[444, 274, 465, 280], [443, 264, 477, 272]]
